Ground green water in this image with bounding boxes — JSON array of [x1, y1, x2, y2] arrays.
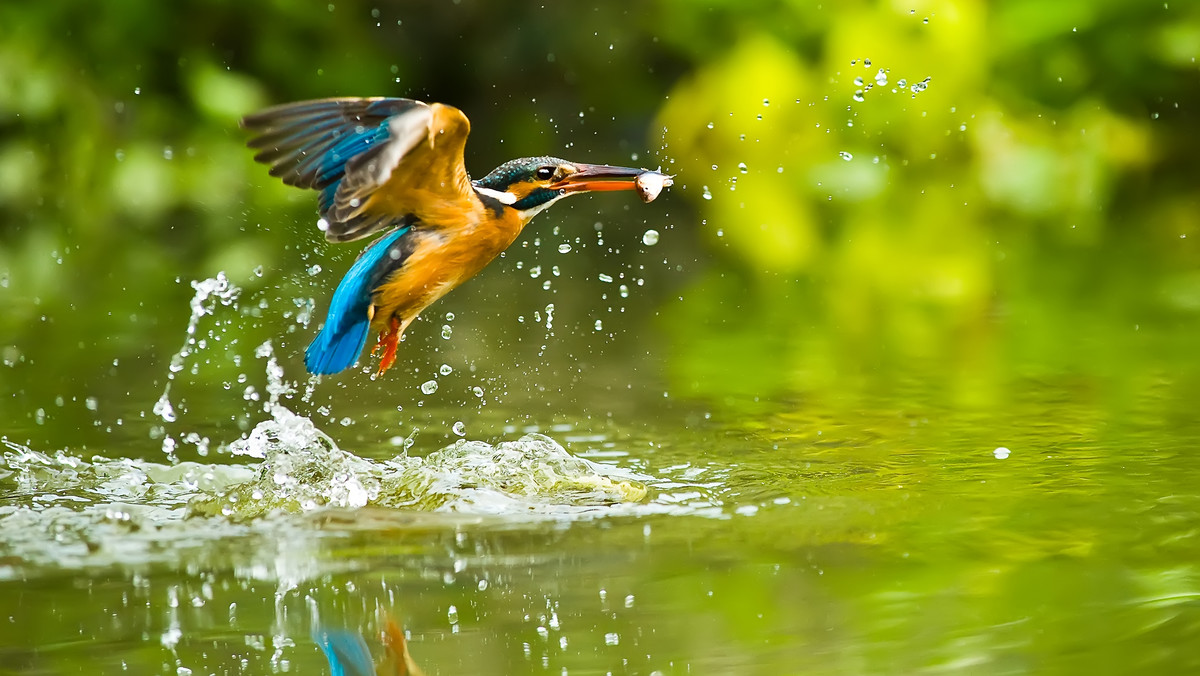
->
[[3, 258, 1200, 673]]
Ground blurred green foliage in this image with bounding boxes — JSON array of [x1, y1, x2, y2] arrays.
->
[[1, 0, 1198, 439]]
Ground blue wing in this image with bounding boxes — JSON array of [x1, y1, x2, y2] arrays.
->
[[314, 629, 376, 676], [242, 97, 427, 243], [306, 224, 414, 375]]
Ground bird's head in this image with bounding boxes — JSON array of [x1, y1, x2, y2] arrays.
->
[[473, 156, 653, 223]]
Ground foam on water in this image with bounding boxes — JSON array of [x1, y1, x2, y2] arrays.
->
[[189, 400, 646, 519], [0, 418, 670, 578]]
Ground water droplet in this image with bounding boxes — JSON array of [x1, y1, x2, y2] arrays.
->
[[762, 98, 770, 106], [447, 605, 459, 623], [439, 364, 453, 375], [452, 421, 466, 437], [642, 229, 660, 246], [252, 265, 264, 278], [853, 76, 865, 87], [441, 325, 453, 339], [853, 90, 865, 102], [472, 386, 484, 398], [618, 284, 629, 298], [738, 162, 748, 174], [307, 264, 322, 276], [604, 633, 620, 646], [594, 319, 603, 331], [706, 122, 714, 129], [875, 69, 888, 86], [701, 186, 713, 200], [558, 243, 572, 253], [993, 447, 1011, 460], [421, 380, 439, 394], [598, 273, 613, 283], [445, 312, 455, 321], [839, 151, 853, 161], [153, 393, 176, 423]]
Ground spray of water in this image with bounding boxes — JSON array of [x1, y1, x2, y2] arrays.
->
[[154, 273, 242, 460]]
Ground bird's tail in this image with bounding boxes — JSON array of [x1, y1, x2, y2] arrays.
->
[[305, 316, 371, 375], [304, 225, 412, 376]]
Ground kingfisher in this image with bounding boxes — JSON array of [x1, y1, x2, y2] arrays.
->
[[242, 97, 672, 377]]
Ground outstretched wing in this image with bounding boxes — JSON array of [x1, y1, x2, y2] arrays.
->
[[242, 97, 475, 243]]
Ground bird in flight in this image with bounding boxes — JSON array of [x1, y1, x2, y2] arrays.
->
[[243, 97, 671, 377]]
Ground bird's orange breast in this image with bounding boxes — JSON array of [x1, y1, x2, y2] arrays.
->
[[369, 205, 524, 331]]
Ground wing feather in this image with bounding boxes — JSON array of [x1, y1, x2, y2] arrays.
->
[[242, 97, 477, 243]]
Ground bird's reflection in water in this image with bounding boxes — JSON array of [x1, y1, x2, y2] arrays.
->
[[315, 615, 424, 676]]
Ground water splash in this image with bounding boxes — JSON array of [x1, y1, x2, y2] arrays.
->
[[155, 273, 242, 460], [191, 417, 647, 520], [0, 266, 733, 581]]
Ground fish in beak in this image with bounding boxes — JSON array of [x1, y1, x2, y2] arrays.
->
[[552, 164, 673, 203]]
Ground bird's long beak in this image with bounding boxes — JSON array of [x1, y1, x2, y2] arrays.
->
[[551, 163, 645, 194]]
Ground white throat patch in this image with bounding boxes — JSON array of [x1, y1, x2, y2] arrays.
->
[[475, 186, 517, 205]]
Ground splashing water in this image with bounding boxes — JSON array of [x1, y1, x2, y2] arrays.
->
[[0, 414, 699, 580], [155, 274, 242, 459], [0, 271, 737, 581], [845, 58, 931, 102], [191, 425, 647, 519]]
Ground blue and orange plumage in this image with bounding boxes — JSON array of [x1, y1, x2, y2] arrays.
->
[[315, 615, 424, 676], [243, 97, 672, 377]]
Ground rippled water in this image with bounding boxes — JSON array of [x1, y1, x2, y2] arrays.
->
[[3, 270, 1200, 675]]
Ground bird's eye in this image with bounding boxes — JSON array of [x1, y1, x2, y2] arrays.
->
[[535, 166, 555, 181]]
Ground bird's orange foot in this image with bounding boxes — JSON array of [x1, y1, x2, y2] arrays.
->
[[372, 316, 401, 376]]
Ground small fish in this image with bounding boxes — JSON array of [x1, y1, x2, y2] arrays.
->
[[635, 170, 673, 203]]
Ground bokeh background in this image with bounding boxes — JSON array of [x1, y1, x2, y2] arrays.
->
[[4, 1, 1200, 674], [4, 1, 1199, 452]]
